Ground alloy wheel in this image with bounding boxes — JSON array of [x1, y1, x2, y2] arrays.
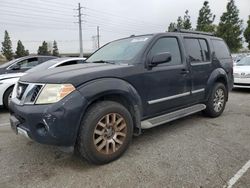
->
[[213, 88, 225, 112], [93, 113, 127, 155]]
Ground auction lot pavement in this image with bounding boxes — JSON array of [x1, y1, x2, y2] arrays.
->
[[0, 89, 250, 188]]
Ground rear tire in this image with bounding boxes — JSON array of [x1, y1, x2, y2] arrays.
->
[[3, 86, 14, 110], [203, 82, 227, 117], [76, 101, 133, 165]]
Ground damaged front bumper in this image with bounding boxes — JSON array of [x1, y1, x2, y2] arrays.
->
[[9, 90, 88, 146]]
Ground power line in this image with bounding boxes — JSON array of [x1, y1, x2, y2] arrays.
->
[[0, 21, 77, 30], [1, 12, 74, 24], [0, 8, 73, 21], [1, 2, 73, 17], [85, 7, 165, 28]]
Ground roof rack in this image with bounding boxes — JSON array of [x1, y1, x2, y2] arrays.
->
[[173, 28, 214, 36]]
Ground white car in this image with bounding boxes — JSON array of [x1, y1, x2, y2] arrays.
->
[[0, 57, 86, 109], [233, 56, 250, 88], [0, 73, 26, 108]]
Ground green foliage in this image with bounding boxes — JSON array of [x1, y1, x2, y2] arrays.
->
[[183, 10, 192, 30], [167, 10, 192, 31], [15, 40, 29, 58], [196, 1, 216, 32], [216, 0, 243, 52], [177, 16, 183, 29], [244, 16, 250, 50], [1, 30, 14, 61], [52, 40, 59, 56], [168, 22, 176, 32], [37, 41, 51, 55]]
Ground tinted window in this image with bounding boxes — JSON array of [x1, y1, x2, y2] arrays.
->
[[184, 38, 203, 63], [212, 40, 231, 59], [199, 39, 210, 61], [150, 37, 182, 65], [13, 57, 39, 69]]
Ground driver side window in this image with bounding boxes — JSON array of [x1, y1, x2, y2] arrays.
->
[[17, 58, 39, 69], [150, 37, 182, 66]]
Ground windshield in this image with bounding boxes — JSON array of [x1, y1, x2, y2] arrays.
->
[[237, 57, 250, 66], [0, 58, 22, 68], [86, 35, 152, 63]]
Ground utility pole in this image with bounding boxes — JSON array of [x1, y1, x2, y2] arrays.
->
[[77, 3, 83, 57], [97, 26, 100, 49]]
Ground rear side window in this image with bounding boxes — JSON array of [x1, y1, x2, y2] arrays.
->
[[150, 37, 182, 65], [199, 39, 210, 61], [184, 38, 210, 63], [184, 38, 202, 63], [211, 39, 231, 59]]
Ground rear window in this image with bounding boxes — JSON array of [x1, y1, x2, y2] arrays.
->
[[211, 39, 231, 59]]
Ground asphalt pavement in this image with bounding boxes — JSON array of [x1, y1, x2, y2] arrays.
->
[[0, 89, 249, 188]]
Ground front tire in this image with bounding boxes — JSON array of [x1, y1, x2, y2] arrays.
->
[[76, 101, 133, 165], [203, 82, 227, 117], [3, 87, 14, 110]]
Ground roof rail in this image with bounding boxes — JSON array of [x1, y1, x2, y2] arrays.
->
[[173, 28, 214, 36]]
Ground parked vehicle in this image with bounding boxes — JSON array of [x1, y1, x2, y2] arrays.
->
[[233, 56, 250, 88], [0, 55, 57, 75], [9, 30, 233, 164], [0, 57, 85, 109]]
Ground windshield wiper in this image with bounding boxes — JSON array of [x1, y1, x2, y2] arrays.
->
[[92, 60, 115, 64]]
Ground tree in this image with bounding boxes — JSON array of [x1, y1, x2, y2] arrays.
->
[[15, 40, 29, 58], [216, 0, 243, 52], [168, 10, 192, 31], [196, 1, 216, 32], [244, 16, 250, 50], [177, 16, 183, 29], [52, 40, 59, 56], [1, 30, 14, 60], [168, 22, 176, 32], [183, 10, 192, 30], [37, 41, 51, 55]]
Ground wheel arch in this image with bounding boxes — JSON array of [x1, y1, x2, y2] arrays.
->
[[77, 78, 143, 135], [205, 68, 229, 101]]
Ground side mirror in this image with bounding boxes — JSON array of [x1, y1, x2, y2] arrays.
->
[[150, 52, 172, 67], [11, 64, 21, 70]]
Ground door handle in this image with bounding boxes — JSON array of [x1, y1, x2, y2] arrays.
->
[[180, 69, 190, 75]]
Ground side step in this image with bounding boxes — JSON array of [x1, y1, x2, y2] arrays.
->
[[141, 104, 206, 129]]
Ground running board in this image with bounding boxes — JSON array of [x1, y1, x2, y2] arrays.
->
[[141, 104, 206, 129]]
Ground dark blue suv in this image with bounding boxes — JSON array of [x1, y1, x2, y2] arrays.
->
[[9, 30, 233, 164]]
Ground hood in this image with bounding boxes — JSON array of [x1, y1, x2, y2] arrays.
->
[[234, 65, 250, 74], [20, 63, 134, 86], [0, 72, 26, 81]]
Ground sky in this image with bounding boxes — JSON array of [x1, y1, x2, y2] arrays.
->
[[0, 0, 249, 54]]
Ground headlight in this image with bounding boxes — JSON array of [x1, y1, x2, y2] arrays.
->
[[36, 84, 75, 104]]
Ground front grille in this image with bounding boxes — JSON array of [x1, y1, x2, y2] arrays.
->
[[16, 82, 28, 100], [14, 82, 44, 104], [30, 85, 43, 102], [234, 73, 250, 78]]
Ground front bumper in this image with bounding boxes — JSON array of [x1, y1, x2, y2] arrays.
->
[[9, 90, 88, 146], [234, 78, 250, 88]]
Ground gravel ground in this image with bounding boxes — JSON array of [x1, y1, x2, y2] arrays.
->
[[0, 89, 249, 188]]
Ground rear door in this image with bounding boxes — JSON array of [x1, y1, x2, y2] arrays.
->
[[183, 37, 213, 102]]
